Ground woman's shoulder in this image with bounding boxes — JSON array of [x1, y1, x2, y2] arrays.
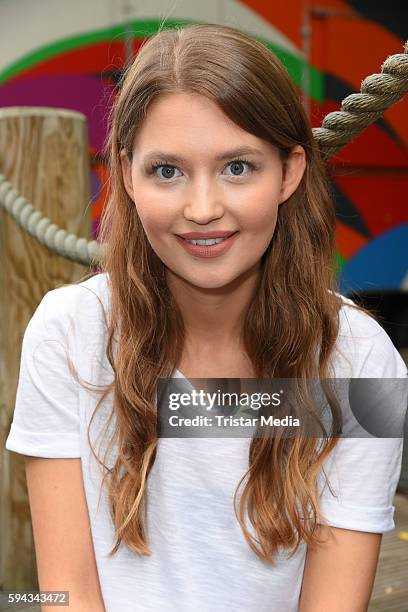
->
[[335, 292, 384, 340], [330, 291, 407, 378], [43, 271, 109, 312], [29, 272, 111, 343], [44, 271, 110, 307]]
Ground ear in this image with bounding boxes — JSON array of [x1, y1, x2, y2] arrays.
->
[[120, 148, 135, 202], [279, 145, 306, 204]]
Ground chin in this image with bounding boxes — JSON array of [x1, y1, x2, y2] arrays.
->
[[188, 271, 245, 291], [165, 261, 253, 290], [193, 279, 232, 290]]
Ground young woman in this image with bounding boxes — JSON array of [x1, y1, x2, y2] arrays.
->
[[6, 23, 407, 612]]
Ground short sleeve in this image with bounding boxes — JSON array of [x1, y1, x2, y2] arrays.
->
[[318, 307, 408, 534], [5, 289, 81, 458]]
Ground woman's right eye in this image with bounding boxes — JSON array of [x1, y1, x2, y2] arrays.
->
[[150, 163, 183, 180]]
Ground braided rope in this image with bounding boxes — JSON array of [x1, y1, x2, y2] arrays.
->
[[0, 174, 105, 266], [0, 42, 407, 266], [313, 41, 408, 158]]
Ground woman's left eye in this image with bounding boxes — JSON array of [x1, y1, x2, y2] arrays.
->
[[224, 159, 256, 177]]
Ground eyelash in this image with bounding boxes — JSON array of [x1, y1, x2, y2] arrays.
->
[[147, 157, 258, 180]]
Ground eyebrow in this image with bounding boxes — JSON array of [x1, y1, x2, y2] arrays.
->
[[142, 146, 264, 164]]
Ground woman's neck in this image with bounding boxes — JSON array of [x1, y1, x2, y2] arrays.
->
[[165, 262, 260, 351]]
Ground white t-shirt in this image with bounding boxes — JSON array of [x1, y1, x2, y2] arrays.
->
[[5, 272, 408, 612]]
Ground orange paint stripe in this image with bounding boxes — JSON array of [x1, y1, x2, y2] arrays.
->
[[336, 221, 368, 259], [240, 0, 356, 50]]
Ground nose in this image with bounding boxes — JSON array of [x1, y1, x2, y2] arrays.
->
[[183, 175, 224, 224]]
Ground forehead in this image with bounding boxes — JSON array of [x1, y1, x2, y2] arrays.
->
[[132, 92, 274, 158]]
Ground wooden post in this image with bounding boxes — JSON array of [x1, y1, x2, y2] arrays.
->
[[0, 107, 92, 591]]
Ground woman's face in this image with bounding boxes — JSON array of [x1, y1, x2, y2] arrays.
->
[[121, 92, 305, 290]]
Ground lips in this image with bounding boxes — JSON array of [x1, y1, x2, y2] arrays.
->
[[175, 231, 239, 258], [176, 230, 238, 240]]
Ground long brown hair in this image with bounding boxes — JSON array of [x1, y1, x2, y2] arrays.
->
[[76, 23, 375, 563]]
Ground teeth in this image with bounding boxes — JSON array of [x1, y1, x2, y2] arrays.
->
[[186, 237, 228, 246]]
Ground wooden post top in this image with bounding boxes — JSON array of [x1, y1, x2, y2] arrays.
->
[[0, 106, 86, 121]]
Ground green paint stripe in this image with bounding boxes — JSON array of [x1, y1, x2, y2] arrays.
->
[[0, 18, 323, 101], [262, 42, 323, 102], [0, 19, 173, 83], [334, 251, 346, 275]]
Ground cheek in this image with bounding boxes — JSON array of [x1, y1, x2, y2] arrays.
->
[[134, 190, 172, 236], [235, 184, 280, 233]]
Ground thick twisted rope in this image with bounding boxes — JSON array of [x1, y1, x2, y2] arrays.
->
[[0, 41, 407, 267], [0, 174, 105, 267], [314, 41, 408, 159]]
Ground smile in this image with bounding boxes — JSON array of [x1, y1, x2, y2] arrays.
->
[[185, 237, 227, 245], [175, 231, 239, 258]]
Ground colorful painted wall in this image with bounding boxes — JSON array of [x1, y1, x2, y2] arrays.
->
[[1, 0, 407, 294]]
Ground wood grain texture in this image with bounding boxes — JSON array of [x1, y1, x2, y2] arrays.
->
[[0, 107, 92, 591]]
